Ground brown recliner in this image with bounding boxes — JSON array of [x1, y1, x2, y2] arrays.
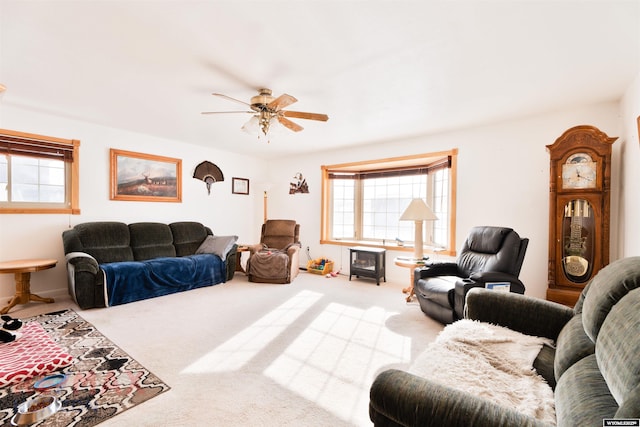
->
[[246, 220, 301, 284]]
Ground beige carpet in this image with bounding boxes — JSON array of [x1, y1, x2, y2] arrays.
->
[[8, 271, 443, 426]]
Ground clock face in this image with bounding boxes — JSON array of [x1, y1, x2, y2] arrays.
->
[[562, 153, 597, 189]]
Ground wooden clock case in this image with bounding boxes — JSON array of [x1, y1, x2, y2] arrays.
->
[[546, 125, 616, 306]]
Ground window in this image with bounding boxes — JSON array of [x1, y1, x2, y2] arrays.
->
[[321, 150, 457, 255], [0, 129, 80, 214]]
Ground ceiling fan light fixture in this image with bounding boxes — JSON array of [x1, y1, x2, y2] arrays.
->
[[241, 115, 260, 134], [258, 111, 272, 136], [205, 88, 328, 143], [268, 114, 286, 135], [242, 113, 277, 142]]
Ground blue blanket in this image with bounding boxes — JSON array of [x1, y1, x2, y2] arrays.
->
[[101, 254, 226, 306]]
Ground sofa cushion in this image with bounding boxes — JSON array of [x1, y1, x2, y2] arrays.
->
[[572, 280, 590, 315], [533, 344, 556, 390], [170, 222, 209, 256], [416, 276, 457, 308], [248, 250, 290, 281], [555, 354, 618, 426], [596, 287, 640, 406], [582, 257, 640, 341], [102, 254, 225, 306], [74, 222, 133, 263], [554, 314, 594, 382], [415, 276, 458, 324], [261, 220, 298, 250], [196, 235, 238, 259], [129, 222, 176, 261], [616, 384, 640, 418]]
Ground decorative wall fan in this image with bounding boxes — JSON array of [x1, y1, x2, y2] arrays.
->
[[202, 88, 328, 140]]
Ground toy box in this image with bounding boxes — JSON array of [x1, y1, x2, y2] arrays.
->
[[307, 258, 334, 275]]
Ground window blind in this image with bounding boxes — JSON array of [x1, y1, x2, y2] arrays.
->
[[327, 156, 451, 179], [0, 134, 74, 162]]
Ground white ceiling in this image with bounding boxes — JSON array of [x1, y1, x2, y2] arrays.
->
[[1, 1, 638, 159]]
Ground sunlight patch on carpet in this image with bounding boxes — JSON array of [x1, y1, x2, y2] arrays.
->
[[264, 302, 410, 423], [182, 290, 323, 373]]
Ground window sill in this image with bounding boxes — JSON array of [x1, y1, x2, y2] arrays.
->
[[320, 239, 454, 256], [0, 207, 81, 214]]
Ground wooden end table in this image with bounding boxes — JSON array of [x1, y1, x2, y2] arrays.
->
[[235, 246, 250, 274], [0, 258, 57, 314], [394, 258, 426, 302]]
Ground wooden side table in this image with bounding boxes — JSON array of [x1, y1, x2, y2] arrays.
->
[[0, 258, 57, 314], [394, 258, 426, 302], [235, 246, 249, 274]]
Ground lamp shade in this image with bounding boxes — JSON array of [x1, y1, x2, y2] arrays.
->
[[400, 199, 438, 221], [399, 198, 438, 260]]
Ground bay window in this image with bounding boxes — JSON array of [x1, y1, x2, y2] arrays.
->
[[321, 149, 457, 255]]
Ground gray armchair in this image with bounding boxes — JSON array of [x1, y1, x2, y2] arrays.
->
[[414, 226, 528, 324], [370, 257, 640, 426]]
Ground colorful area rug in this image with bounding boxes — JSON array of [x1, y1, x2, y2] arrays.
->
[[0, 309, 170, 426]]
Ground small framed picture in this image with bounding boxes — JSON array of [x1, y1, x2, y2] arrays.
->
[[232, 177, 249, 195]]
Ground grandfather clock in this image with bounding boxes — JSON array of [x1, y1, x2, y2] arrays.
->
[[547, 125, 616, 306]]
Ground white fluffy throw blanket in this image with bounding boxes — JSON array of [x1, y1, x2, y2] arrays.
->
[[409, 320, 556, 425]]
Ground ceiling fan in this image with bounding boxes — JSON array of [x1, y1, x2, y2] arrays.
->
[[202, 88, 329, 139]]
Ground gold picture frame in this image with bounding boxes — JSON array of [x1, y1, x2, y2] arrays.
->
[[110, 149, 182, 202]]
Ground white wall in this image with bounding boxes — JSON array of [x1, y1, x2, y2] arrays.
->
[[0, 105, 268, 301], [1, 94, 636, 303], [619, 71, 640, 256], [267, 101, 626, 300]]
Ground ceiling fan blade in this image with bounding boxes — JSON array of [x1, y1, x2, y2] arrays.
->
[[268, 94, 297, 111], [200, 60, 262, 92], [201, 111, 253, 115], [211, 93, 252, 107], [278, 116, 304, 132], [282, 110, 329, 122]]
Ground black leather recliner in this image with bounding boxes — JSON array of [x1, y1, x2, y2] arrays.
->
[[414, 226, 529, 324]]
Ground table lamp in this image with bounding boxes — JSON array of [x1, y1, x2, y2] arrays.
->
[[399, 198, 438, 260]]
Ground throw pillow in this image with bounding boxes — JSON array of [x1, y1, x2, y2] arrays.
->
[[196, 235, 238, 259]]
